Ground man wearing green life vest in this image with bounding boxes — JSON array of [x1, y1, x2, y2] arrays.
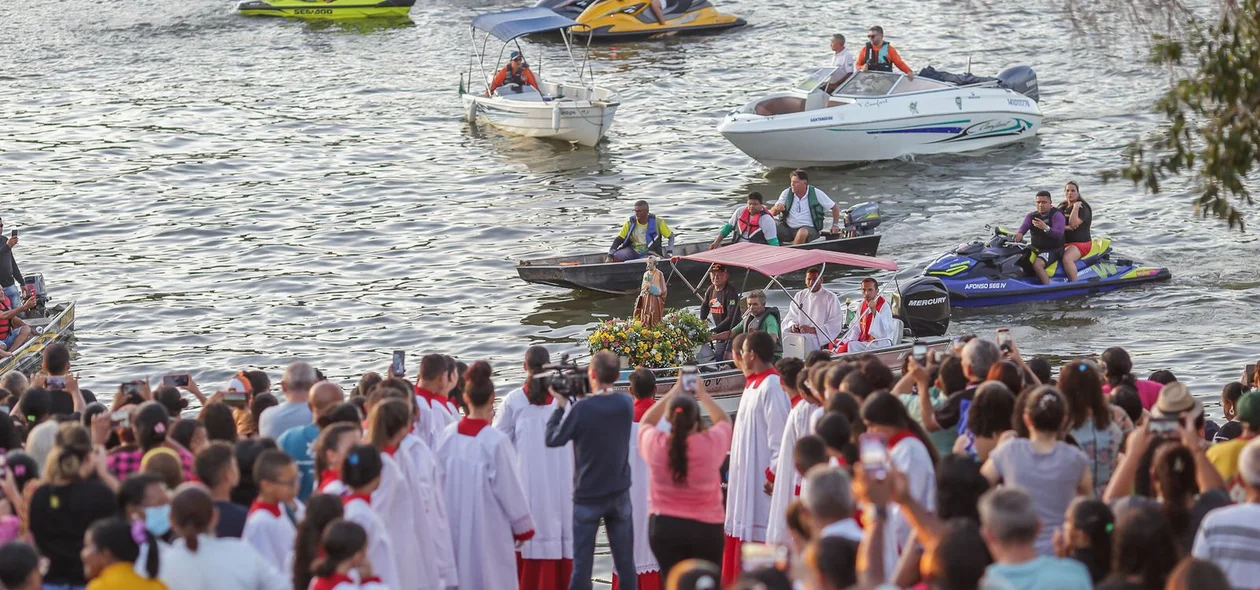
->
[[767, 169, 842, 245]]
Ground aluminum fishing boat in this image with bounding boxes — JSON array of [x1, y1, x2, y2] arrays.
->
[[718, 66, 1043, 168]]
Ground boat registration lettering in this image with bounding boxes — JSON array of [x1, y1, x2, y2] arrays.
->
[[1008, 98, 1031, 107], [293, 8, 334, 13], [963, 282, 1007, 290]]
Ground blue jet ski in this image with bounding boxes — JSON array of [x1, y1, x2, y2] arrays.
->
[[922, 227, 1171, 307]]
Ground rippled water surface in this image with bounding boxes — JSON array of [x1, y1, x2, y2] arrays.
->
[[4, 0, 1258, 419]]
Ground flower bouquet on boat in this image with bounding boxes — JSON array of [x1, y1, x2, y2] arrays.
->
[[596, 243, 955, 413]]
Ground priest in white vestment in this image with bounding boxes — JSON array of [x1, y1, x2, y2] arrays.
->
[[722, 332, 791, 586], [782, 267, 846, 353], [831, 277, 897, 353], [765, 394, 822, 548]]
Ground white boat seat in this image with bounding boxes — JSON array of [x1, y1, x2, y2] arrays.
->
[[889, 319, 904, 345], [494, 84, 546, 102], [782, 333, 808, 360], [804, 89, 830, 111]]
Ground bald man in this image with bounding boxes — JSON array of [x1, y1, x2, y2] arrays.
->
[[277, 379, 345, 501]]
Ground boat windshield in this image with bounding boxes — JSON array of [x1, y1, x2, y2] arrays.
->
[[834, 71, 901, 96], [795, 68, 836, 92]]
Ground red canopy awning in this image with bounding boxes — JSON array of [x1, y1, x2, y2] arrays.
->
[[675, 242, 898, 278]]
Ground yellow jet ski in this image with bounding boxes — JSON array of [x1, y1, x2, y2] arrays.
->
[[238, 0, 414, 19], [536, 0, 745, 39]]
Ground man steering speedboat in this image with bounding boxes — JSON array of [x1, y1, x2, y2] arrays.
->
[[488, 51, 539, 95], [830, 278, 895, 353], [857, 25, 914, 79], [1012, 190, 1067, 285], [710, 192, 779, 249], [768, 170, 842, 245], [607, 200, 676, 262]]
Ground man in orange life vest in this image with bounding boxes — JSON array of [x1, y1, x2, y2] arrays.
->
[[830, 277, 896, 353], [710, 192, 779, 250], [0, 293, 35, 359], [857, 26, 914, 79], [488, 51, 540, 96]]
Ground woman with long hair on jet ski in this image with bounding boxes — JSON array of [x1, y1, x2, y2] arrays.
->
[[1057, 181, 1092, 283]]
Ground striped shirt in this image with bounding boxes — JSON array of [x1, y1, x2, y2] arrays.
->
[[1191, 503, 1260, 590]]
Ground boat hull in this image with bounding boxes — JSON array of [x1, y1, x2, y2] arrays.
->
[[942, 267, 1171, 307], [463, 94, 618, 147], [238, 0, 415, 19], [0, 302, 77, 376], [537, 0, 746, 40], [517, 234, 881, 295], [613, 337, 950, 415]]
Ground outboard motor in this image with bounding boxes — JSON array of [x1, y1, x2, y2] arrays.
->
[[22, 273, 49, 315], [997, 66, 1039, 103], [896, 276, 950, 337], [842, 202, 882, 237]]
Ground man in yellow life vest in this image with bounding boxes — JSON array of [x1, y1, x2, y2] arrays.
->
[[607, 200, 676, 262], [709, 192, 779, 250], [830, 277, 896, 353], [767, 170, 842, 245]]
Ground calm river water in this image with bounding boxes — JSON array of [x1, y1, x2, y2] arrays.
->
[[5, 0, 1259, 582]]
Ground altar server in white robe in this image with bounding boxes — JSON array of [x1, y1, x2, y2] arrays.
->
[[782, 267, 846, 352], [397, 400, 459, 589], [831, 277, 897, 353], [494, 346, 577, 590], [368, 397, 446, 589], [243, 450, 304, 573], [415, 353, 457, 447], [613, 369, 662, 590], [723, 332, 791, 586], [437, 361, 536, 590], [766, 362, 824, 548], [339, 444, 403, 590]]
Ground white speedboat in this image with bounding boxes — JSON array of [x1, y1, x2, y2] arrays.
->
[[718, 66, 1043, 168], [461, 7, 619, 147]]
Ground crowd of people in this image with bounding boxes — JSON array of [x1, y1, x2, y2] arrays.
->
[[0, 332, 1256, 590]]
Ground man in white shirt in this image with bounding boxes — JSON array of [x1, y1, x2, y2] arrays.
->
[[768, 170, 842, 245], [1193, 438, 1260, 590], [832, 277, 897, 353], [783, 267, 845, 352], [826, 34, 856, 93]]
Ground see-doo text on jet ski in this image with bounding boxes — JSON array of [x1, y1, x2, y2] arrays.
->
[[719, 66, 1042, 168], [922, 227, 1171, 307], [536, 0, 745, 39], [238, 0, 414, 19]]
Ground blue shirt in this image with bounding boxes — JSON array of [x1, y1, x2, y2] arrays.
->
[[277, 423, 320, 502], [985, 557, 1092, 590], [545, 393, 633, 504]]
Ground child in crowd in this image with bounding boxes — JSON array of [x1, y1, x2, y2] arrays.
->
[[81, 517, 165, 590], [314, 423, 361, 495], [293, 494, 347, 590], [309, 520, 388, 590], [339, 443, 401, 590], [242, 450, 302, 572]]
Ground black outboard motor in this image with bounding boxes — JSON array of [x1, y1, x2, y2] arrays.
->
[[22, 273, 50, 315], [998, 66, 1039, 102], [896, 277, 950, 337], [841, 203, 881, 237]]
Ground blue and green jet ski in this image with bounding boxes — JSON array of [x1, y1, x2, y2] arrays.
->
[[922, 227, 1171, 307]]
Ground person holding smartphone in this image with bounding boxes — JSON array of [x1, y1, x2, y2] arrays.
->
[[1011, 190, 1067, 285], [0, 218, 23, 310], [637, 367, 732, 580]]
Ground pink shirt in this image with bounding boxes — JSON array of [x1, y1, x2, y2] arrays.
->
[[1104, 379, 1163, 410], [639, 420, 733, 525]]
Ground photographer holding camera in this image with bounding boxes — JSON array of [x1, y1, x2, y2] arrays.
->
[[545, 350, 638, 590]]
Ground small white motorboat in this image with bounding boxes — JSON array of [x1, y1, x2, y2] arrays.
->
[[460, 7, 619, 147], [718, 65, 1043, 168]]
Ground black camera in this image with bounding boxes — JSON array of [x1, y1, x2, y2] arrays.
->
[[529, 355, 591, 399]]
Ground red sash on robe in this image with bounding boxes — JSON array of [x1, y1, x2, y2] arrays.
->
[[517, 553, 574, 590], [633, 398, 655, 423], [612, 571, 662, 590], [831, 296, 886, 353]]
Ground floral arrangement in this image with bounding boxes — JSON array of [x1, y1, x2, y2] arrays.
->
[[588, 309, 710, 368]]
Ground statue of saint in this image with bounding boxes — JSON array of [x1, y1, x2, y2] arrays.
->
[[633, 256, 666, 327]]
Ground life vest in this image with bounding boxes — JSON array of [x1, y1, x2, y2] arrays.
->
[[744, 307, 784, 353], [1059, 200, 1092, 244], [627, 214, 664, 255], [780, 187, 826, 232], [0, 296, 10, 340], [504, 64, 531, 87], [857, 296, 887, 342], [736, 207, 768, 243], [863, 42, 893, 72], [1030, 209, 1066, 252]]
